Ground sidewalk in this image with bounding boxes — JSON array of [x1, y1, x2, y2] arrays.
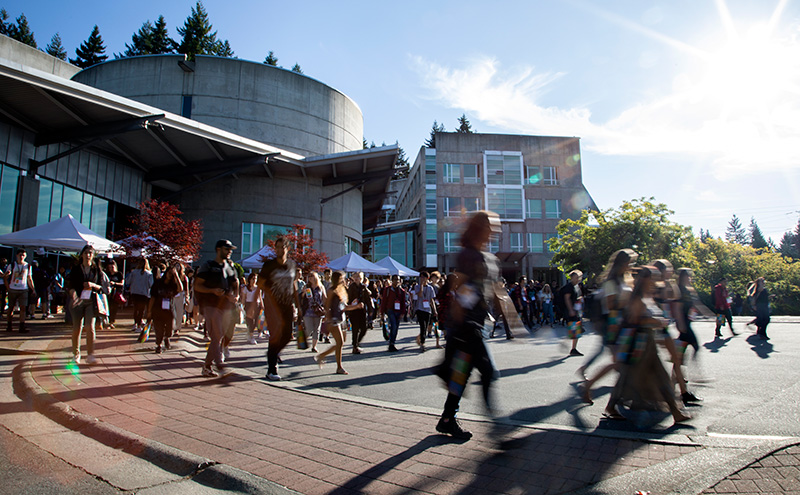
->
[[4, 314, 799, 494]]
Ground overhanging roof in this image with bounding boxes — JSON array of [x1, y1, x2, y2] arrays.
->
[[0, 57, 399, 229]]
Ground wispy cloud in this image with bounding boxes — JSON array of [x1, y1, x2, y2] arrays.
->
[[409, 25, 800, 180]]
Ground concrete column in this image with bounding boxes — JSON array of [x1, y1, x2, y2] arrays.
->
[[16, 173, 40, 230]]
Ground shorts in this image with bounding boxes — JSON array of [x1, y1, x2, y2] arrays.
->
[[7, 289, 29, 310]]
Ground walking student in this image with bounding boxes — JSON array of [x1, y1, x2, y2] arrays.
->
[[259, 236, 298, 381], [67, 245, 107, 364], [195, 240, 239, 377], [380, 275, 407, 352], [301, 272, 326, 353], [148, 263, 183, 354], [412, 271, 438, 352], [558, 270, 585, 356], [5, 250, 35, 333], [713, 277, 736, 338], [316, 270, 362, 375], [346, 272, 372, 354], [128, 259, 153, 333]]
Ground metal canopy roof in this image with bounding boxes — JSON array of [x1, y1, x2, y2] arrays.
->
[[0, 58, 399, 230]]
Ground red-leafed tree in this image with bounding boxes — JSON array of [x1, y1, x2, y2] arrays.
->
[[121, 199, 203, 265], [263, 224, 328, 274]]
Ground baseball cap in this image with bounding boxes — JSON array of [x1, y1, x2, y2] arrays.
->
[[215, 239, 237, 250]]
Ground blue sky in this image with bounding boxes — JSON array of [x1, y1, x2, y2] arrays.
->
[[5, 0, 800, 242]]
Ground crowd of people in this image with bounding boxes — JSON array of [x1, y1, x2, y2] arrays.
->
[[0, 210, 776, 438]]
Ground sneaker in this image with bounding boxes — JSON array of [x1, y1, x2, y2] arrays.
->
[[202, 367, 218, 377], [73, 354, 81, 364], [569, 349, 583, 356], [222, 347, 230, 362], [681, 391, 703, 404], [247, 337, 257, 345], [266, 372, 282, 381], [86, 355, 97, 365], [388, 345, 398, 352], [436, 417, 473, 440]]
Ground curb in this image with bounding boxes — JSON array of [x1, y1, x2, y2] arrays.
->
[[11, 359, 299, 495]]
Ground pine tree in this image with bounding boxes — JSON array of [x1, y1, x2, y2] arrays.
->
[[45, 32, 67, 60], [124, 16, 175, 57], [699, 228, 712, 242], [263, 50, 278, 66], [291, 63, 303, 74], [362, 138, 369, 149], [725, 214, 748, 245], [0, 9, 11, 36], [456, 114, 474, 133], [779, 232, 796, 257], [70, 25, 108, 68], [425, 120, 445, 148], [177, 1, 231, 60], [749, 217, 768, 249], [11, 13, 36, 47]]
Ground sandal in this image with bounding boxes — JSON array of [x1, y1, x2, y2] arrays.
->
[[336, 368, 349, 375], [602, 411, 626, 421]]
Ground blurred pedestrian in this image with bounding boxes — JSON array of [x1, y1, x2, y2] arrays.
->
[[380, 274, 407, 352], [148, 263, 183, 354], [347, 272, 372, 354], [558, 270, 585, 356], [750, 277, 770, 340], [301, 271, 326, 352], [241, 272, 262, 345], [105, 260, 124, 329], [259, 236, 298, 381], [128, 259, 153, 333], [713, 277, 736, 337], [316, 270, 362, 375], [5, 251, 35, 333]]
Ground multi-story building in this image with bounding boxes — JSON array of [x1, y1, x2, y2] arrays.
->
[[365, 132, 596, 282]]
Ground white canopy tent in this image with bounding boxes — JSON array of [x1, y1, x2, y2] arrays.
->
[[240, 244, 276, 270], [0, 214, 122, 254], [326, 252, 390, 276], [374, 256, 420, 277]]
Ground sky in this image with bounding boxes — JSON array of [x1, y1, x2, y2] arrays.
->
[[5, 0, 800, 242]]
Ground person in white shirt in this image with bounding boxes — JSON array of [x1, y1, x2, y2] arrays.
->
[[5, 251, 36, 333]]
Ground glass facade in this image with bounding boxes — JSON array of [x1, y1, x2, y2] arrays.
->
[[443, 163, 461, 183], [463, 164, 479, 184], [241, 222, 290, 258], [443, 232, 460, 253], [36, 177, 109, 235], [525, 199, 542, 219], [487, 189, 523, 220], [443, 197, 461, 217], [545, 199, 561, 219], [426, 222, 437, 255], [425, 150, 437, 185], [510, 232, 523, 251], [367, 230, 414, 266], [527, 233, 544, 253], [425, 189, 436, 218], [464, 197, 480, 213], [526, 166, 541, 185], [543, 167, 558, 185], [372, 235, 389, 260], [0, 165, 19, 235]]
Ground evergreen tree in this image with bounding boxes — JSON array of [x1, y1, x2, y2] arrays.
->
[[699, 228, 712, 242], [424, 120, 445, 148], [70, 25, 108, 68], [291, 63, 303, 74], [0, 9, 11, 36], [45, 32, 67, 60], [749, 217, 769, 249], [779, 232, 796, 258], [263, 50, 278, 66], [362, 138, 369, 149], [124, 16, 175, 57], [176, 1, 231, 60], [10, 13, 36, 47], [725, 214, 748, 245], [456, 113, 474, 133]]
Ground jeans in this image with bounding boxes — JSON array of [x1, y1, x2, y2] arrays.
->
[[387, 311, 401, 345], [542, 302, 554, 325], [416, 310, 432, 344], [131, 294, 149, 327], [303, 315, 322, 340], [70, 299, 95, 356]]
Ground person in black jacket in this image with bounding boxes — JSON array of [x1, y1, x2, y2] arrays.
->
[[67, 245, 106, 364]]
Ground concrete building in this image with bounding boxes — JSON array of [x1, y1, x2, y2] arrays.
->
[[365, 132, 596, 282], [0, 36, 398, 263]]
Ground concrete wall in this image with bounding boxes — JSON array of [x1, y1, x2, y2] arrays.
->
[[177, 174, 363, 264], [0, 35, 80, 79], [73, 55, 364, 157]]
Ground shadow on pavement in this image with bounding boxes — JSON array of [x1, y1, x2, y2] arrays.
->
[[746, 334, 774, 359], [703, 335, 733, 353]]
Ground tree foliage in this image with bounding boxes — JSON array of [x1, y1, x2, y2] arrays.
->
[[122, 199, 203, 265], [8, 12, 36, 47], [549, 198, 695, 282], [749, 217, 769, 250], [725, 214, 748, 245], [263, 50, 278, 66], [291, 63, 303, 74], [45, 32, 67, 60], [456, 114, 474, 133], [425, 120, 445, 148], [70, 25, 108, 68], [176, 1, 232, 60], [264, 224, 328, 274], [123, 16, 175, 57], [0, 9, 10, 36]]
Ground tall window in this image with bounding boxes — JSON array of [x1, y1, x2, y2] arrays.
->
[[543, 167, 558, 185], [425, 150, 437, 185], [346, 236, 361, 255], [487, 189, 523, 220], [545, 199, 561, 219], [425, 189, 437, 218], [525, 166, 541, 185], [0, 165, 19, 235], [488, 238, 500, 253], [486, 153, 522, 185], [241, 222, 289, 258], [426, 222, 437, 255], [510, 233, 523, 251], [372, 235, 389, 259], [443, 197, 462, 217], [443, 232, 460, 253], [36, 177, 109, 236], [527, 233, 544, 253], [443, 163, 461, 183], [463, 197, 480, 213], [525, 199, 542, 219], [463, 164, 479, 184]]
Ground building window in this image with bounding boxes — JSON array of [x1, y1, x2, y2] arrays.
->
[[487, 189, 523, 220], [443, 232, 460, 253], [543, 166, 558, 185], [390, 233, 406, 264], [526, 166, 541, 185], [510, 233, 523, 251], [35, 177, 109, 236], [425, 189, 436, 218], [372, 235, 389, 259], [443, 197, 462, 217], [443, 163, 461, 183], [545, 199, 561, 219], [525, 199, 542, 219], [546, 233, 559, 253], [527, 233, 544, 253], [464, 197, 480, 213], [463, 164, 479, 184], [181, 95, 192, 118], [0, 165, 19, 235], [425, 151, 437, 185], [485, 153, 523, 185], [241, 222, 290, 258], [488, 238, 500, 253]]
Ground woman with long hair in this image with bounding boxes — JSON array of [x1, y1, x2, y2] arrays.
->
[[241, 272, 262, 345], [435, 211, 502, 440], [67, 245, 107, 364], [301, 271, 327, 352], [316, 271, 362, 375], [104, 260, 124, 329], [148, 263, 183, 354], [539, 284, 554, 326], [604, 266, 691, 424], [750, 277, 770, 339]]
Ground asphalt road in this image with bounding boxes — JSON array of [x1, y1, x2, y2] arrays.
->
[[218, 316, 800, 440]]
